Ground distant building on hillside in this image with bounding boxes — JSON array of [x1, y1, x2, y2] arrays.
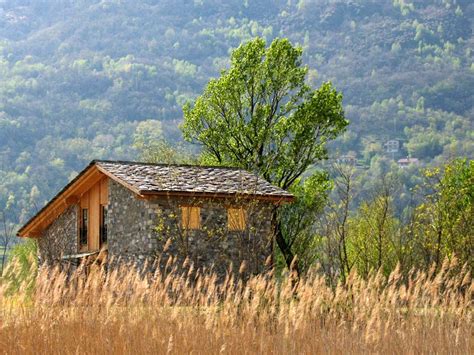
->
[[384, 139, 400, 154], [336, 154, 357, 166], [397, 157, 419, 168]]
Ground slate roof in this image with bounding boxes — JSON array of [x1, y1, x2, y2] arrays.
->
[[96, 160, 293, 199], [17, 160, 293, 237]]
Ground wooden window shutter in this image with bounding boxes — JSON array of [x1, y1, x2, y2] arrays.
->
[[181, 206, 201, 230], [227, 207, 247, 231]]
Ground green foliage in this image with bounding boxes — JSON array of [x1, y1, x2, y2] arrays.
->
[[311, 159, 473, 281], [182, 37, 347, 188], [132, 118, 199, 164], [278, 171, 333, 273], [1, 239, 37, 297], [348, 197, 399, 277], [182, 37, 347, 272], [132, 119, 164, 157], [413, 159, 474, 269], [136, 138, 198, 165]]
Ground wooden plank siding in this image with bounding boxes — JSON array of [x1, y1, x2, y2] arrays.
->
[[100, 178, 109, 205], [79, 177, 108, 252]]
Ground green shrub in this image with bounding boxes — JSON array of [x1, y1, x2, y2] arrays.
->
[[1, 239, 38, 297]]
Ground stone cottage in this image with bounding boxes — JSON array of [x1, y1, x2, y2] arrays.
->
[[17, 160, 294, 275]]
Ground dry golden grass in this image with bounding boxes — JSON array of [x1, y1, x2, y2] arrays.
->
[[0, 257, 472, 354]]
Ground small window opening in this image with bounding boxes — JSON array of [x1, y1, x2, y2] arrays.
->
[[100, 205, 108, 246], [80, 208, 88, 247]]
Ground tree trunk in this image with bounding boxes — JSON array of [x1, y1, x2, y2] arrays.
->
[[272, 210, 300, 279], [0, 249, 6, 276]]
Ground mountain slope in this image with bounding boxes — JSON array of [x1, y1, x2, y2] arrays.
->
[[0, 0, 472, 224]]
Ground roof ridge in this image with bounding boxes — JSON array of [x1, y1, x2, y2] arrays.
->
[[93, 159, 244, 171]]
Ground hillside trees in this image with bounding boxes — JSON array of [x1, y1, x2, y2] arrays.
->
[[0, 194, 17, 275], [182, 37, 348, 273], [347, 176, 399, 277], [310, 159, 473, 280], [412, 159, 474, 270], [278, 171, 332, 274], [0, 0, 472, 233], [313, 164, 357, 283]]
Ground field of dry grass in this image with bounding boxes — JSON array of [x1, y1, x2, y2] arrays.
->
[[0, 256, 472, 354]]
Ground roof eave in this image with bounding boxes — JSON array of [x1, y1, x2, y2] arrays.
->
[[139, 190, 294, 203]]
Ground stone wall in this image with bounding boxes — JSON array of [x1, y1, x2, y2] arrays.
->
[[150, 197, 274, 278], [38, 205, 78, 264], [37, 180, 276, 277], [107, 180, 275, 278], [107, 180, 159, 261]]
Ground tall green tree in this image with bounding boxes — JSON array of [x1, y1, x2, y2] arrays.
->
[[181, 37, 348, 272], [278, 171, 333, 274], [414, 159, 474, 270]]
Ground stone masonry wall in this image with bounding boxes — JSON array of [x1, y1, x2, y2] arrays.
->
[[107, 180, 275, 278], [107, 180, 159, 261], [38, 205, 78, 264]]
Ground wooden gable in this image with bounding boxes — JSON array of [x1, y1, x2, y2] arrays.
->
[[78, 177, 109, 251], [17, 165, 107, 238]]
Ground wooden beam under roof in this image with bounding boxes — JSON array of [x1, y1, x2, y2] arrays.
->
[[139, 190, 294, 204]]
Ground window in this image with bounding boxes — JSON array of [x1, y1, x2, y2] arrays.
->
[[100, 205, 108, 246], [227, 207, 247, 231], [80, 208, 88, 247], [181, 206, 201, 230]]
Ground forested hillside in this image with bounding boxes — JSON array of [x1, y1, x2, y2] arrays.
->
[[0, 0, 472, 226]]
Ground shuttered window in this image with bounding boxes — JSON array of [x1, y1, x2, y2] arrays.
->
[[227, 207, 247, 231], [181, 206, 201, 230]]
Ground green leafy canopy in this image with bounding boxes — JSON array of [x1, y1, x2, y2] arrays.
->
[[182, 37, 348, 189]]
